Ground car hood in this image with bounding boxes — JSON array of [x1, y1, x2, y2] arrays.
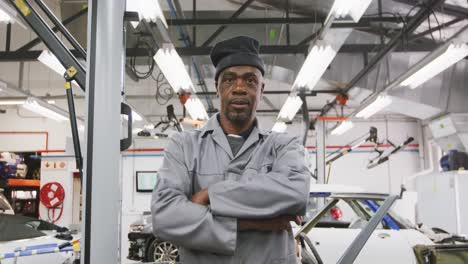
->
[[0, 232, 81, 253]]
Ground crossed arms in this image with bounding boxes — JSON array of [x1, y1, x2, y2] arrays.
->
[[151, 133, 310, 255]]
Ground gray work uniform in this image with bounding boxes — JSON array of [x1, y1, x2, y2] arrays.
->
[[151, 114, 310, 263]]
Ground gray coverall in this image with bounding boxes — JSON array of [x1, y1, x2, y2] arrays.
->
[[151, 114, 310, 263]]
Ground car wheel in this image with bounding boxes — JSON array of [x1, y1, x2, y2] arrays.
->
[[146, 239, 179, 262]]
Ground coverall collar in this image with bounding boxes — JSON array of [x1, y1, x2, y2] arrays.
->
[[200, 113, 268, 159]]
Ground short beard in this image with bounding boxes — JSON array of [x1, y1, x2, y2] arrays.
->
[[224, 108, 252, 126]]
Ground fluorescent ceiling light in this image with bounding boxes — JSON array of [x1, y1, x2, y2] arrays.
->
[[0, 99, 54, 105], [0, 99, 25, 105], [292, 41, 337, 91], [154, 43, 195, 94], [38, 50, 65, 75], [0, 80, 27, 96], [272, 122, 287, 133], [126, 0, 167, 28], [38, 50, 80, 87], [400, 43, 468, 89], [331, 121, 354, 135], [356, 94, 392, 119], [22, 97, 69, 122], [0, 1, 27, 29], [0, 6, 11, 23], [277, 95, 303, 121], [184, 97, 208, 121], [328, 0, 372, 22]]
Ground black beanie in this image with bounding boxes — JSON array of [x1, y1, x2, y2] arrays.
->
[[210, 36, 265, 81]]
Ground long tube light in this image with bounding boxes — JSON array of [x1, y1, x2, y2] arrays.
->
[[400, 42, 468, 89], [278, 95, 303, 121], [38, 50, 65, 75], [356, 94, 392, 119], [0, 99, 25, 105], [272, 121, 287, 133], [0, 6, 11, 23], [0, 1, 27, 28], [331, 121, 354, 135], [0, 99, 55, 105], [38, 50, 80, 87], [292, 41, 336, 91], [184, 97, 209, 121], [328, 0, 372, 22], [154, 43, 195, 94], [22, 97, 69, 122], [126, 0, 167, 28]]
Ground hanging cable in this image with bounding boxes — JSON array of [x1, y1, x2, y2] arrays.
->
[[129, 38, 155, 79]]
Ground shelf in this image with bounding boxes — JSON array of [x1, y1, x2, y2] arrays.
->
[[8, 179, 40, 188]]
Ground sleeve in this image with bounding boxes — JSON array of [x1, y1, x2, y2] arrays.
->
[[208, 135, 311, 219], [151, 133, 237, 255]]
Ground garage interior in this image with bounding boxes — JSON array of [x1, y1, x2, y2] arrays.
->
[[0, 0, 467, 263]]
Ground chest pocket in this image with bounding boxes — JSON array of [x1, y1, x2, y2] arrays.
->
[[245, 146, 275, 175], [194, 159, 223, 191]]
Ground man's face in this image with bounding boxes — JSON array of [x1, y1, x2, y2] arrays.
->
[[216, 66, 264, 126]]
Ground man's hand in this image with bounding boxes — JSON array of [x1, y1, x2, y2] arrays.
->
[[239, 215, 301, 232], [191, 188, 209, 205]]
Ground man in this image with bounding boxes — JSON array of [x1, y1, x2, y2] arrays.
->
[[151, 36, 310, 263]]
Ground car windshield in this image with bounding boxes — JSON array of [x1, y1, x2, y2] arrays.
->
[[305, 196, 407, 230], [0, 215, 64, 242]]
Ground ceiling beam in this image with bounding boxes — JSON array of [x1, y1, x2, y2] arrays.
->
[[166, 16, 407, 26], [0, 43, 439, 62], [409, 17, 465, 41], [201, 0, 254, 47], [16, 7, 88, 52], [392, 0, 468, 18], [310, 0, 447, 129]]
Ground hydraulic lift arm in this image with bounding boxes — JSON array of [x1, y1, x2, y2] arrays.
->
[[7, 0, 133, 179], [326, 126, 378, 165], [367, 136, 415, 169]]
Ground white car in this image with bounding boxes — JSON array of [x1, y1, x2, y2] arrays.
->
[[297, 185, 468, 264], [0, 215, 80, 264], [0, 192, 14, 215]]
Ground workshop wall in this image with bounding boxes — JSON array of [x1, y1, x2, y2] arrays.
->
[[0, 107, 69, 151]]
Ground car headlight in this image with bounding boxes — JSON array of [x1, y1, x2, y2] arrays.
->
[[129, 224, 145, 233]]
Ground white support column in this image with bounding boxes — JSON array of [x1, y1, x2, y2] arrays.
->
[[82, 0, 125, 263], [316, 120, 326, 184], [316, 119, 326, 207]]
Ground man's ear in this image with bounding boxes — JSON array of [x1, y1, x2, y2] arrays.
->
[[215, 82, 219, 97], [261, 82, 265, 93]]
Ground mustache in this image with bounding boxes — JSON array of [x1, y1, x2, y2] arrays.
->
[[228, 97, 251, 104]]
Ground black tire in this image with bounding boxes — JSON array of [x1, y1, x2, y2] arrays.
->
[[146, 239, 179, 262]]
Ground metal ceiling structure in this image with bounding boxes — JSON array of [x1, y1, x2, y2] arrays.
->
[[0, 0, 467, 128]]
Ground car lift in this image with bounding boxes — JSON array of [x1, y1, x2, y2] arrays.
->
[[7, 0, 88, 179], [7, 1, 130, 263], [296, 193, 399, 264], [7, 1, 133, 177]]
